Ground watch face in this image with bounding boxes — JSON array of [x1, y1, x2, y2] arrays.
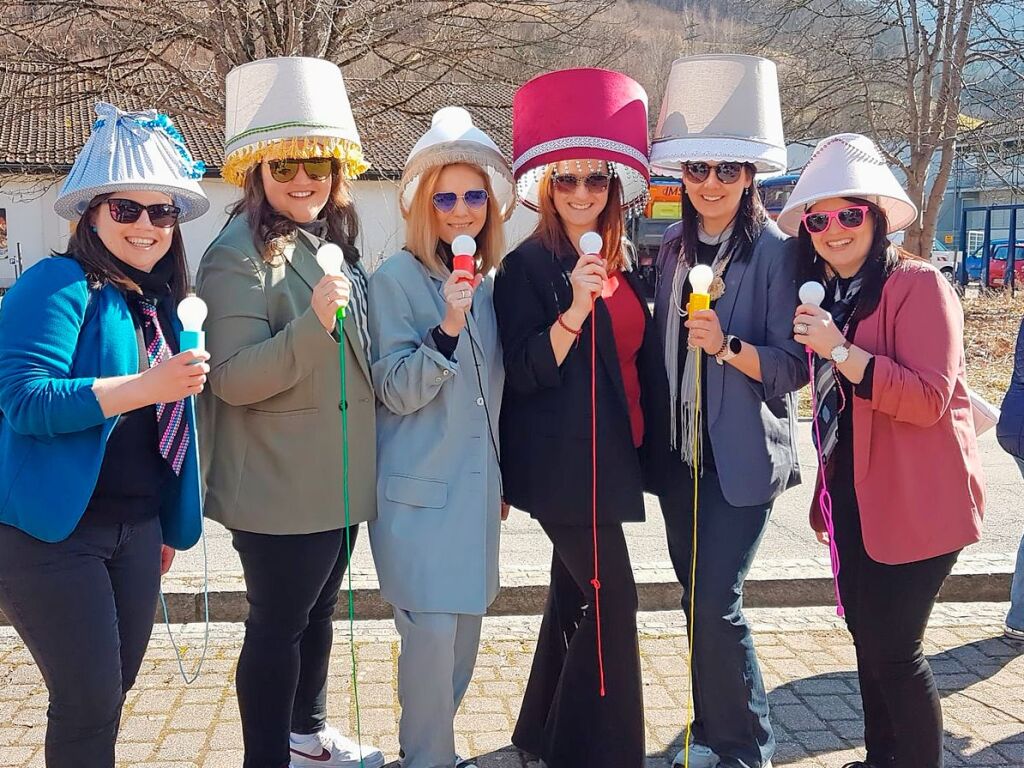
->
[[831, 345, 850, 363], [729, 335, 743, 354]]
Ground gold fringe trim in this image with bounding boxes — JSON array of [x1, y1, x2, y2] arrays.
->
[[221, 136, 370, 187]]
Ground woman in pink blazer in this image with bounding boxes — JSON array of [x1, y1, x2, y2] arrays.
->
[[778, 134, 984, 768]]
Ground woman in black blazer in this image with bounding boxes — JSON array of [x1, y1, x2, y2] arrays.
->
[[493, 63, 667, 768]]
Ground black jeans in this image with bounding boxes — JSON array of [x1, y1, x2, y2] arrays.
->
[[832, 481, 959, 768], [0, 517, 163, 768], [231, 526, 358, 768], [659, 469, 775, 768], [512, 522, 644, 768]]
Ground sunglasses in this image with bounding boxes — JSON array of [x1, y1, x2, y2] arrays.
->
[[105, 198, 181, 228], [682, 161, 744, 185], [267, 158, 334, 183], [431, 189, 489, 213], [552, 173, 611, 194], [801, 205, 870, 234]]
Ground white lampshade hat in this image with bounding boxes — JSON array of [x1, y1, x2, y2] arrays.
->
[[651, 54, 787, 177], [777, 133, 919, 236]]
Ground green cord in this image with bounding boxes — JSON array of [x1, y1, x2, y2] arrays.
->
[[338, 313, 365, 768]]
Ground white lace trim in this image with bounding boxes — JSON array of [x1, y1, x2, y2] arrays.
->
[[512, 135, 650, 174]]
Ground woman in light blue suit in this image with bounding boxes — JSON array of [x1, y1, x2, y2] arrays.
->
[[367, 107, 514, 768], [0, 103, 208, 768]]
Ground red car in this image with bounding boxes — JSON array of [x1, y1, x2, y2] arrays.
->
[[985, 241, 1024, 287]]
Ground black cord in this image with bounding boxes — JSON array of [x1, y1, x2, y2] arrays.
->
[[465, 320, 503, 499]]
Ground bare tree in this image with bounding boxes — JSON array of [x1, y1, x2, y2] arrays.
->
[[754, 0, 1024, 258], [0, 0, 621, 126]]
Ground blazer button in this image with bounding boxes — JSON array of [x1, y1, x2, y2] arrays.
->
[[442, 369, 450, 376], [476, 396, 484, 406], [338, 400, 348, 411], [435, 377, 442, 384]]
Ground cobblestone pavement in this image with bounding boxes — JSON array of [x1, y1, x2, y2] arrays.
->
[[0, 604, 1021, 768]]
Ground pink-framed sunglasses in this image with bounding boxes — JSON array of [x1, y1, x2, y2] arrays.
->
[[801, 205, 870, 234]]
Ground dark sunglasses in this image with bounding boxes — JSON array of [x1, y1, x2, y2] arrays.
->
[[268, 158, 334, 183], [552, 173, 611, 194], [801, 205, 869, 234], [431, 189, 489, 213], [682, 161, 744, 185], [105, 198, 181, 228]]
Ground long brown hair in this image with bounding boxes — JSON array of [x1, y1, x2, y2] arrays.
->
[[229, 159, 361, 264], [57, 193, 191, 302], [679, 162, 766, 267], [403, 163, 505, 277], [796, 196, 912, 322], [532, 163, 627, 270]]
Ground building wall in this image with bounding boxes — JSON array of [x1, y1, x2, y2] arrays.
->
[[0, 175, 539, 286]]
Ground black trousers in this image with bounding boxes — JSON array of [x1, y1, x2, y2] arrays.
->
[[832, 483, 958, 768], [231, 525, 358, 768], [512, 522, 644, 768], [0, 517, 162, 768]]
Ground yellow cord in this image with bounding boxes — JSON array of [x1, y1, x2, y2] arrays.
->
[[683, 349, 701, 768]]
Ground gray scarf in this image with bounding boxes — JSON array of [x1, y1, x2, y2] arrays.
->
[[664, 224, 734, 471]]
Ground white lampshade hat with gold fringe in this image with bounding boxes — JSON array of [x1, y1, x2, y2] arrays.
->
[[399, 107, 515, 220], [221, 56, 368, 187], [777, 133, 919, 236], [651, 54, 787, 176]]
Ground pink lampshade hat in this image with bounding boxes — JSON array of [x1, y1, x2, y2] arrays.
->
[[512, 67, 651, 213]]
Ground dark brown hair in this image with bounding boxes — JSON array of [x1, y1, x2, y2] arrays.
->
[[56, 193, 191, 302], [796, 196, 912, 321], [679, 162, 766, 267], [229, 159, 361, 264], [532, 164, 627, 270]]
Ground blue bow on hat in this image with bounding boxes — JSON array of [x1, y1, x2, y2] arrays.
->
[[54, 102, 210, 222]]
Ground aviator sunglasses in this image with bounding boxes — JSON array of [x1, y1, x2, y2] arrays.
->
[[431, 189, 489, 213], [552, 173, 611, 194]]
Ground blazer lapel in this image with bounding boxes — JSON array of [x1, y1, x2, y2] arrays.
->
[[707, 249, 753, 427]]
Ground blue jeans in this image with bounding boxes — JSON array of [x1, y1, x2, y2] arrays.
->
[[659, 470, 775, 768], [0, 517, 163, 768], [1009, 458, 1024, 631]]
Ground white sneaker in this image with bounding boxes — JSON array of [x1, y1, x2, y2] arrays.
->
[[1005, 624, 1024, 642], [672, 742, 720, 768], [289, 726, 385, 768]]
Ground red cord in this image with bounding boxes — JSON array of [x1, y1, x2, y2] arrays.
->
[[590, 295, 606, 697]]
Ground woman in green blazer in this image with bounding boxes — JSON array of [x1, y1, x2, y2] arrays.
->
[[195, 57, 382, 768]]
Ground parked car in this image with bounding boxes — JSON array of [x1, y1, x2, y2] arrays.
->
[[758, 173, 800, 220], [983, 240, 1024, 287]]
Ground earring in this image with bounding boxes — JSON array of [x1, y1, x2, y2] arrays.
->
[[744, 186, 751, 196], [90, 226, 97, 233]]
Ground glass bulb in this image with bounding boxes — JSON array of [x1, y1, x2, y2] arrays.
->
[[689, 264, 714, 294], [315, 243, 345, 275], [799, 281, 826, 307], [452, 235, 477, 257], [177, 294, 208, 332], [579, 231, 603, 255]]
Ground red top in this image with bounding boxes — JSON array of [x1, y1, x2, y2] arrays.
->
[[602, 272, 645, 447], [810, 260, 984, 565]]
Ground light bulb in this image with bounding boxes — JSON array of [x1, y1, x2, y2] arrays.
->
[[177, 294, 207, 332], [177, 294, 208, 353], [579, 232, 603, 255], [316, 243, 345, 275], [688, 264, 714, 294], [799, 281, 826, 307], [451, 235, 477, 257]]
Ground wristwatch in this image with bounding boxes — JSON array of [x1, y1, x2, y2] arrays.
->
[[830, 340, 853, 364], [715, 335, 742, 365]]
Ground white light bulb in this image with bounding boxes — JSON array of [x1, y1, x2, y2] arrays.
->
[[316, 243, 345, 275], [579, 231, 603, 255], [451, 235, 477, 257], [177, 294, 207, 332], [688, 264, 714, 294], [799, 281, 826, 307]]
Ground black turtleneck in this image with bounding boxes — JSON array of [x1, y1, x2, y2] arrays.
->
[[82, 254, 178, 527], [430, 241, 460, 360]]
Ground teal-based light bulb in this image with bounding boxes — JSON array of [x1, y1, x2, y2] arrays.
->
[[177, 294, 208, 352]]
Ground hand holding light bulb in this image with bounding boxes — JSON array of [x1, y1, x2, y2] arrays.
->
[[441, 235, 484, 336], [566, 231, 607, 320], [135, 294, 209, 404], [312, 243, 352, 331], [684, 264, 725, 355], [794, 280, 846, 357]]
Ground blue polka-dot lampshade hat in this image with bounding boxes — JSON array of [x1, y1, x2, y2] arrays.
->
[[54, 102, 209, 222]]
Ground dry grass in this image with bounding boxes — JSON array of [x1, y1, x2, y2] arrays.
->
[[963, 289, 1022, 405]]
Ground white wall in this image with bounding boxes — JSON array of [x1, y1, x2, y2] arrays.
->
[[0, 175, 539, 284]]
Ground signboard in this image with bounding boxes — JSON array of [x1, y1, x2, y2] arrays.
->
[[645, 179, 682, 220], [944, 234, 954, 245]]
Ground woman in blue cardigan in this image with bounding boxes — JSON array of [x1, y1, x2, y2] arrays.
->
[[0, 103, 209, 768]]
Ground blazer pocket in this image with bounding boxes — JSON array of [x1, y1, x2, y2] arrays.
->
[[384, 474, 448, 509]]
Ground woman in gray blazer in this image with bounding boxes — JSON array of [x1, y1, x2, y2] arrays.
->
[[649, 55, 807, 768], [195, 58, 382, 768], [367, 108, 514, 768]]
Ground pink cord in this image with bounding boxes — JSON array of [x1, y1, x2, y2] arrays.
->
[[807, 348, 845, 618]]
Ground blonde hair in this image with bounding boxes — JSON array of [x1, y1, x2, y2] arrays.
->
[[403, 163, 505, 276]]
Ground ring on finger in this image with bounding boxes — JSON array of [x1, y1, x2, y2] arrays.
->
[[795, 322, 809, 335]]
